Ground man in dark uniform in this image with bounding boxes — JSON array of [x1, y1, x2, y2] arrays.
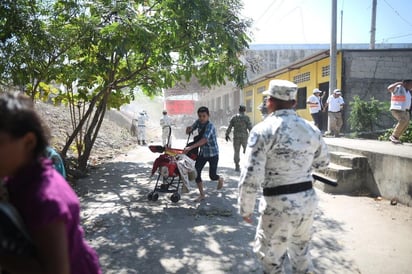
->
[[225, 105, 252, 171]]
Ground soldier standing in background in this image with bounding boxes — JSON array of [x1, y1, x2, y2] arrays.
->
[[258, 97, 269, 120], [225, 105, 252, 172], [137, 111, 149, 145], [160, 110, 173, 147], [238, 79, 329, 274]]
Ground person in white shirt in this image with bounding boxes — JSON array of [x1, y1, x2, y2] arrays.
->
[[137, 111, 149, 145], [324, 89, 345, 137], [306, 88, 323, 129], [160, 110, 173, 147], [387, 80, 412, 144]]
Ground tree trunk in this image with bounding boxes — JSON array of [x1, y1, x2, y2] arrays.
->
[[77, 89, 110, 171], [61, 88, 105, 157]]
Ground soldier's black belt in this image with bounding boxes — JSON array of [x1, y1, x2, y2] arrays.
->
[[263, 181, 312, 196]]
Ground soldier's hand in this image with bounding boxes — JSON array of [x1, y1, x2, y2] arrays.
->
[[225, 135, 230, 142]]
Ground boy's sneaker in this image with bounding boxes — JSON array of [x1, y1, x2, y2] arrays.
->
[[0, 202, 35, 257], [389, 135, 401, 144], [217, 177, 224, 190]]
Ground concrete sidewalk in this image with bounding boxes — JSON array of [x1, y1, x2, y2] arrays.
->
[[324, 137, 412, 159], [322, 136, 412, 206]]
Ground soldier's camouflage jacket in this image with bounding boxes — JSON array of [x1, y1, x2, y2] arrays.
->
[[238, 109, 330, 217], [226, 113, 252, 140]]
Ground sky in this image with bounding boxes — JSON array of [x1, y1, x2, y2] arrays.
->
[[241, 0, 412, 45]]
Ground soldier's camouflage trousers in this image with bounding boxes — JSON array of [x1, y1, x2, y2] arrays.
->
[[233, 137, 247, 165], [254, 189, 318, 274]]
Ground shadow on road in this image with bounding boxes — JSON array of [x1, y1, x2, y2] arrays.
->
[[74, 158, 360, 274]]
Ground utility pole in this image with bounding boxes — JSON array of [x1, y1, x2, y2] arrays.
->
[[329, 0, 337, 132], [370, 0, 377, 49], [340, 9, 343, 49]]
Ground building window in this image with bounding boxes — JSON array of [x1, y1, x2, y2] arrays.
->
[[246, 99, 252, 112], [296, 87, 307, 110], [224, 94, 229, 109], [246, 90, 253, 97], [257, 86, 265, 93], [322, 65, 330, 77], [210, 99, 215, 110], [293, 72, 310, 83], [216, 97, 222, 111]]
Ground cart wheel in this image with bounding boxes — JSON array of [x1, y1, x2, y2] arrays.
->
[[147, 192, 153, 201], [152, 192, 159, 202], [170, 193, 180, 203]]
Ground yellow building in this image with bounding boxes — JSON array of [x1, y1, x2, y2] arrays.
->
[[243, 50, 342, 129]]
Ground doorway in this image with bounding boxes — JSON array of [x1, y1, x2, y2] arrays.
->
[[318, 82, 329, 132]]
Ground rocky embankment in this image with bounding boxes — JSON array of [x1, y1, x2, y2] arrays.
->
[[35, 101, 138, 178]]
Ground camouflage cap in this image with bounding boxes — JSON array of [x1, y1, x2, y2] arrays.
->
[[263, 79, 298, 101]]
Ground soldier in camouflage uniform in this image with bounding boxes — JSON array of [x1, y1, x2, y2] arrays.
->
[[258, 97, 269, 120], [238, 79, 329, 274], [225, 105, 252, 171]]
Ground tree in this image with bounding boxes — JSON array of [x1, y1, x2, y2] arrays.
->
[[1, 0, 251, 172], [0, 0, 83, 99]]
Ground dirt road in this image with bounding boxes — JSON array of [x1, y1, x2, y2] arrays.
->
[[76, 138, 412, 274]]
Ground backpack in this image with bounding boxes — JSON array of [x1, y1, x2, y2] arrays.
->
[[45, 147, 66, 178]]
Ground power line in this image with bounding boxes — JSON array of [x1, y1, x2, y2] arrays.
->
[[254, 0, 281, 25], [382, 0, 412, 28], [261, 0, 304, 26], [380, 32, 412, 43]]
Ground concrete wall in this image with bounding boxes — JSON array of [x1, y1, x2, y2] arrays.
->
[[341, 49, 412, 132], [367, 152, 412, 206], [328, 144, 412, 206], [244, 48, 321, 80]]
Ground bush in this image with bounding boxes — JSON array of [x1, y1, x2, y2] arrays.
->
[[348, 96, 389, 132], [378, 122, 412, 143]]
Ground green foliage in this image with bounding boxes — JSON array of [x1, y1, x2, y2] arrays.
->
[[0, 0, 37, 43], [0, 0, 252, 170], [378, 122, 412, 143], [1, 0, 251, 98], [348, 96, 388, 132]]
